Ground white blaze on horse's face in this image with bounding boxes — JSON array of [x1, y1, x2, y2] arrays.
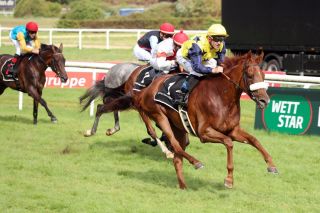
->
[[246, 63, 270, 108]]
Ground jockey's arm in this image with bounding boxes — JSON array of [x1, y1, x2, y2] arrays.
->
[[150, 52, 176, 73], [176, 49, 192, 73], [17, 32, 40, 53], [189, 43, 212, 74], [34, 36, 40, 49], [149, 35, 159, 54]]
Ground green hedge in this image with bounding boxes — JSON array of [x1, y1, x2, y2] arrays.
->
[[14, 0, 61, 17], [57, 17, 220, 30], [61, 0, 105, 20]]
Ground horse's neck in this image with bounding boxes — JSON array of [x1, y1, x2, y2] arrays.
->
[[28, 54, 48, 74], [222, 62, 245, 99]]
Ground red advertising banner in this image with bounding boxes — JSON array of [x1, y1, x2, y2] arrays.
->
[[45, 70, 106, 88]]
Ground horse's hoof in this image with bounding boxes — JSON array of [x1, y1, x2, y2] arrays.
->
[[84, 130, 93, 137], [224, 178, 233, 189], [106, 128, 115, 136], [142, 138, 158, 147], [166, 152, 174, 159], [51, 118, 58, 123], [179, 185, 187, 190], [194, 162, 204, 170], [267, 167, 279, 174]]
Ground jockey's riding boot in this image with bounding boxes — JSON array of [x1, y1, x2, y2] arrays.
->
[[174, 93, 187, 107], [174, 77, 189, 107]]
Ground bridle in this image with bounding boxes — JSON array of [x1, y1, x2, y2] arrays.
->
[[221, 61, 268, 101], [38, 50, 63, 78]]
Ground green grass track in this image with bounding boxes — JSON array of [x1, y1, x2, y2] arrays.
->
[[0, 88, 319, 212]]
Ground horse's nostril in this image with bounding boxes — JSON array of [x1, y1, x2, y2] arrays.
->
[[258, 99, 268, 108]]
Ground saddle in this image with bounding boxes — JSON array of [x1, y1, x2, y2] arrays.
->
[[154, 74, 202, 111], [154, 73, 199, 135], [154, 73, 188, 111], [133, 65, 164, 91]]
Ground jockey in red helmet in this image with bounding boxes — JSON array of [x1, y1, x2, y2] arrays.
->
[[150, 30, 189, 73], [134, 22, 175, 62], [7, 21, 40, 78]]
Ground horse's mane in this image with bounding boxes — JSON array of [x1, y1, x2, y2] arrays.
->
[[223, 55, 245, 70], [40, 43, 59, 53]]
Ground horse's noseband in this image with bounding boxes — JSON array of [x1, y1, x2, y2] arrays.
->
[[242, 63, 268, 100]]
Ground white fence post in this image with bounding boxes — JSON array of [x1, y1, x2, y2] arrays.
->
[[18, 92, 23, 110], [137, 30, 140, 41], [78, 30, 82, 50], [106, 30, 110, 49], [89, 69, 97, 116], [0, 25, 2, 47], [49, 29, 53, 44]]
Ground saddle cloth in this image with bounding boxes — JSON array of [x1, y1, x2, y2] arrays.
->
[[133, 66, 164, 91], [1, 58, 15, 81], [154, 73, 189, 111]]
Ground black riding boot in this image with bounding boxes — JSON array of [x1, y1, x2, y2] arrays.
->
[[174, 77, 189, 107], [174, 91, 187, 107]]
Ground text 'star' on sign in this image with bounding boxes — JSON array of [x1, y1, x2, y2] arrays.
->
[[254, 87, 320, 135]]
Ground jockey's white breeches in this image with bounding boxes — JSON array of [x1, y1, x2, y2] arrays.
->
[[133, 44, 152, 61]]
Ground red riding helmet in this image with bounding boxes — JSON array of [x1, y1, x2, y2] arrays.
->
[[159, 22, 175, 34], [173, 30, 189, 46], [26, 22, 38, 32]]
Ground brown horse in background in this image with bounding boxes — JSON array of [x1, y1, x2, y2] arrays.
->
[[100, 52, 278, 189], [0, 44, 68, 124]]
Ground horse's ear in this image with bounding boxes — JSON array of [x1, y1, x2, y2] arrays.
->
[[51, 44, 55, 53], [246, 50, 253, 60], [40, 43, 46, 50], [59, 43, 63, 52], [256, 51, 264, 63]]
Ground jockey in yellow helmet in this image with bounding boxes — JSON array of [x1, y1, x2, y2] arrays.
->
[[175, 24, 229, 106]]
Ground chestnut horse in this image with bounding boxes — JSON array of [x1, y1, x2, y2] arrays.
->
[[0, 44, 68, 124], [80, 63, 174, 158], [98, 52, 278, 189]]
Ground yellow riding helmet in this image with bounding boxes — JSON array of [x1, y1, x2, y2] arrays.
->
[[207, 24, 229, 37]]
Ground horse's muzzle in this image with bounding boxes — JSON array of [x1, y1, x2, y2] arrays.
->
[[60, 76, 68, 83], [257, 98, 269, 109]]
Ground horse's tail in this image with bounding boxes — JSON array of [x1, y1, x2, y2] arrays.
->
[[80, 80, 109, 111]]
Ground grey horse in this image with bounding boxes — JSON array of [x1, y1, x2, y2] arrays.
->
[[79, 62, 174, 158], [80, 62, 139, 136]]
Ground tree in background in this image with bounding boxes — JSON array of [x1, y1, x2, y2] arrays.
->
[[14, 0, 61, 17], [61, 0, 105, 20], [175, 0, 221, 18]]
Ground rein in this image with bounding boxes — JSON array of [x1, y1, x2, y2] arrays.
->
[[38, 50, 62, 77], [221, 61, 267, 100]]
